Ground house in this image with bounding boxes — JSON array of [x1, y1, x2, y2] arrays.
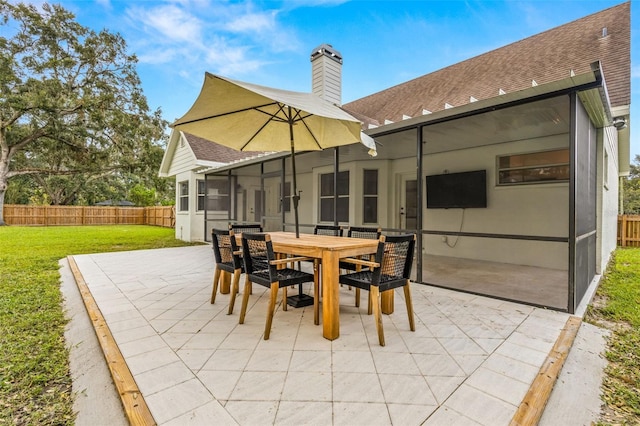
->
[[159, 2, 630, 314], [159, 131, 267, 241]]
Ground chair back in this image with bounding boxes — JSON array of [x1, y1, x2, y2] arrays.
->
[[347, 226, 381, 240], [314, 224, 343, 236], [371, 234, 416, 285], [230, 223, 263, 235], [211, 228, 243, 269], [241, 233, 276, 284]]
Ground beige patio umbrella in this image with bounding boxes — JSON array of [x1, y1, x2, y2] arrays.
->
[[171, 73, 375, 237]]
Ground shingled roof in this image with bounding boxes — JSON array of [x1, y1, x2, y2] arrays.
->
[[183, 133, 263, 163], [343, 2, 630, 126]]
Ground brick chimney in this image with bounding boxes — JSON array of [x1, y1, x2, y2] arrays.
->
[[310, 44, 342, 106]]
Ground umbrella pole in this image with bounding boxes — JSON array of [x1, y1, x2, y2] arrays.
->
[[286, 115, 313, 308], [288, 112, 300, 239]]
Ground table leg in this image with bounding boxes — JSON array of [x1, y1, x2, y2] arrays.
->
[[322, 250, 340, 340], [220, 271, 231, 294], [381, 291, 394, 314]]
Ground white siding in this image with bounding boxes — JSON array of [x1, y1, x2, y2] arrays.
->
[[168, 138, 198, 176], [597, 125, 620, 273]]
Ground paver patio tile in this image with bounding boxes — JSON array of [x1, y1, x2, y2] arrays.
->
[[387, 402, 438, 425], [332, 372, 385, 402], [229, 371, 287, 401], [274, 401, 333, 425], [224, 401, 278, 426], [379, 374, 437, 405], [144, 378, 214, 424], [442, 383, 516, 426], [281, 371, 332, 401], [196, 369, 242, 401], [333, 402, 391, 425]]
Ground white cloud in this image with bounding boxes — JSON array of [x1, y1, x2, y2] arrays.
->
[[120, 0, 300, 78], [224, 11, 277, 34], [126, 4, 203, 44]]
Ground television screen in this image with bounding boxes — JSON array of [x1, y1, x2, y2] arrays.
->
[[426, 170, 487, 209]]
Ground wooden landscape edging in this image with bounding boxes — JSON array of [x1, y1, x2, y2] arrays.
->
[[67, 256, 156, 426], [509, 315, 582, 426]]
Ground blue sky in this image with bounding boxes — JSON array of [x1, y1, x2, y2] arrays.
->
[[56, 0, 637, 158]]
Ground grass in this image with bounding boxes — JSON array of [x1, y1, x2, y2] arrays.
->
[[586, 247, 640, 425], [0, 225, 195, 425]]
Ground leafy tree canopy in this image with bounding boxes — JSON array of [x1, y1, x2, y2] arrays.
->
[[623, 154, 640, 214], [0, 1, 170, 224]]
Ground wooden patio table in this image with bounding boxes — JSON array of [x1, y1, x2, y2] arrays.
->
[[255, 231, 381, 340]]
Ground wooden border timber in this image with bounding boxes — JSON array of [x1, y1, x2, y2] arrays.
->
[[509, 316, 582, 426], [67, 256, 156, 426]]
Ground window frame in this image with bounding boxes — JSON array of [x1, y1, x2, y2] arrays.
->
[[178, 181, 189, 212], [278, 181, 291, 213], [363, 169, 378, 224], [319, 170, 349, 223], [196, 179, 206, 211], [496, 148, 570, 186]]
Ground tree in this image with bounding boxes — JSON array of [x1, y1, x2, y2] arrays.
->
[[0, 1, 167, 224], [622, 154, 640, 214]]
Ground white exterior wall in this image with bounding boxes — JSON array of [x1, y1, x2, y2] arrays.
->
[[597, 125, 620, 273], [174, 170, 206, 242], [309, 160, 390, 228]]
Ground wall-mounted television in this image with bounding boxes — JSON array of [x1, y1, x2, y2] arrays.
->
[[426, 170, 487, 209]]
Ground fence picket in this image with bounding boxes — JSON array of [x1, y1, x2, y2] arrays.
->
[[618, 215, 640, 247], [3, 205, 175, 228]]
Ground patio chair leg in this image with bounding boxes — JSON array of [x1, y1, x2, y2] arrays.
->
[[355, 288, 360, 307], [368, 291, 373, 315], [264, 283, 279, 340], [282, 287, 288, 311], [239, 278, 251, 324], [371, 286, 385, 346], [227, 269, 241, 315], [211, 267, 221, 304], [403, 281, 415, 331], [313, 260, 320, 325]]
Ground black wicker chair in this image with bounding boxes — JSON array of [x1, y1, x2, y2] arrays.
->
[[239, 233, 319, 340], [314, 224, 343, 236], [211, 229, 246, 314], [339, 226, 382, 307], [229, 223, 263, 235], [339, 234, 416, 346]]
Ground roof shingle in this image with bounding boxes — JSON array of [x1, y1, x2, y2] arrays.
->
[[183, 133, 264, 163]]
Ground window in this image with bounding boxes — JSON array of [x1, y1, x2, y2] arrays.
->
[[197, 180, 205, 211], [319, 171, 349, 222], [497, 148, 570, 185], [178, 181, 189, 212], [278, 181, 291, 213], [363, 169, 378, 223], [206, 178, 229, 212]]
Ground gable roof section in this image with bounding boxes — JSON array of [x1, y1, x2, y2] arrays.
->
[[343, 2, 630, 126], [159, 131, 266, 177], [183, 133, 262, 163]]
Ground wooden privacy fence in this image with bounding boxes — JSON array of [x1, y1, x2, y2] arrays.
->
[[618, 215, 640, 247], [3, 204, 175, 228]]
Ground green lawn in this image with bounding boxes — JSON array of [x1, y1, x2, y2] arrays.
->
[[586, 247, 640, 425], [0, 225, 195, 425]]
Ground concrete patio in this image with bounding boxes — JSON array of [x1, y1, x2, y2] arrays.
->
[[61, 245, 607, 425]]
